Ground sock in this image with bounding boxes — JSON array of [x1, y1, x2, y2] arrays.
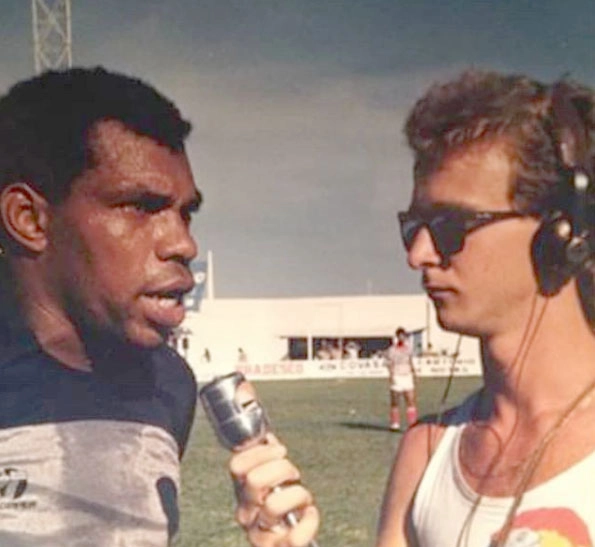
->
[[406, 405, 418, 426], [390, 407, 400, 427]]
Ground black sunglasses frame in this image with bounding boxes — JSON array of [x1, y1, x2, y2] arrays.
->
[[397, 209, 526, 258]]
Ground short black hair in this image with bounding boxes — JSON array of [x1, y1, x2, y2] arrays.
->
[[0, 66, 192, 202], [396, 327, 407, 337]]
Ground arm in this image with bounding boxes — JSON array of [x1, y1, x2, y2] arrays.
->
[[376, 423, 443, 547], [406, 343, 416, 379], [230, 433, 320, 547], [384, 351, 394, 383], [408, 355, 416, 380]]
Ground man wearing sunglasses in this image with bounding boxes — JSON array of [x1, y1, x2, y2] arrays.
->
[[377, 71, 595, 546], [224, 70, 595, 547], [398, 209, 526, 262]]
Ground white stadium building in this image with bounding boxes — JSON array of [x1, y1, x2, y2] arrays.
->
[[174, 255, 482, 383]]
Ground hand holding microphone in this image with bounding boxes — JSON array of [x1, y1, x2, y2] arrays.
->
[[199, 372, 320, 547]]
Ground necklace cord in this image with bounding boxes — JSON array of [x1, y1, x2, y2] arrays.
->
[[423, 293, 592, 546], [428, 333, 463, 456], [455, 296, 550, 547], [493, 373, 595, 546]]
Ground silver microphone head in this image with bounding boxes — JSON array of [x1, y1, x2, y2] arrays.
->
[[199, 371, 269, 450]]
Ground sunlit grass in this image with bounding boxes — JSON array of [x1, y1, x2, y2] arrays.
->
[[175, 376, 482, 547]]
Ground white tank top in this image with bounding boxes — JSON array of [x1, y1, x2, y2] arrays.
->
[[411, 393, 595, 546]]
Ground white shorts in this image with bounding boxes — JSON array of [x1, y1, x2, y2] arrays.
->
[[390, 374, 415, 393]]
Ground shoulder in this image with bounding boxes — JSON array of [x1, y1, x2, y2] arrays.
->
[[387, 390, 481, 499], [151, 346, 198, 457], [391, 419, 448, 488], [387, 421, 446, 499], [377, 422, 445, 546], [376, 393, 480, 547], [150, 346, 197, 423]]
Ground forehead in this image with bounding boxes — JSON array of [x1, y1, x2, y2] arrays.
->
[[412, 141, 516, 211], [79, 119, 198, 199]]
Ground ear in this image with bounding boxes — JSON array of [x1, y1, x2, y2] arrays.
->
[[0, 183, 50, 253]]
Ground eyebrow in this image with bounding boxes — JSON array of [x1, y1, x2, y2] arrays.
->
[[139, 189, 203, 213], [106, 181, 203, 209], [410, 201, 479, 215]]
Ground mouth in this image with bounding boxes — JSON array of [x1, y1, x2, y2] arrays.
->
[[141, 286, 192, 328], [146, 289, 187, 305], [423, 283, 455, 301]]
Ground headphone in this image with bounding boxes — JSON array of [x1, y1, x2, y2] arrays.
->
[[532, 81, 595, 295]]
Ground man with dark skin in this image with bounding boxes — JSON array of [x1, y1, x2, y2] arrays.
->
[[0, 67, 198, 546], [0, 66, 314, 547]]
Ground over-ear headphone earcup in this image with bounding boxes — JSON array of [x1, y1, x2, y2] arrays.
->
[[532, 213, 574, 296]]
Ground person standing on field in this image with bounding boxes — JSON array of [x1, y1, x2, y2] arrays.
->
[[226, 68, 595, 547], [0, 66, 200, 546], [0, 65, 307, 547], [377, 70, 595, 546], [384, 327, 418, 431]]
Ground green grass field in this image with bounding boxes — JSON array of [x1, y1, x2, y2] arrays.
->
[[175, 376, 483, 547]]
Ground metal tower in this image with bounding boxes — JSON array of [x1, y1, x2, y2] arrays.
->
[[31, 0, 72, 74]]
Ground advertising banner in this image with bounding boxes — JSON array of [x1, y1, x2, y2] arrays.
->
[[196, 355, 481, 383]]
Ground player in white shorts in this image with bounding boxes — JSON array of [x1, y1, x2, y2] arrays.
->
[[384, 327, 417, 431]]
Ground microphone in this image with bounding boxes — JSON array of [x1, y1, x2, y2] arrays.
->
[[199, 371, 320, 547]]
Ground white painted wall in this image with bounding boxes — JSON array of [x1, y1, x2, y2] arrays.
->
[[177, 294, 481, 382]]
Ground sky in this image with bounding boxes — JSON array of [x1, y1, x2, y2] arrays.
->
[[2, 0, 595, 298]]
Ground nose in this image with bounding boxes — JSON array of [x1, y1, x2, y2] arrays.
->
[[156, 213, 198, 265], [407, 226, 442, 270]]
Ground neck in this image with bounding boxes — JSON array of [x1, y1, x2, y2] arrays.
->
[[6, 256, 90, 369], [5, 255, 163, 389], [480, 287, 595, 419], [10, 258, 158, 372], [25, 305, 158, 382], [25, 301, 93, 371]]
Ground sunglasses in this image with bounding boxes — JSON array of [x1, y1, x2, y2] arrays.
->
[[397, 209, 526, 258]]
